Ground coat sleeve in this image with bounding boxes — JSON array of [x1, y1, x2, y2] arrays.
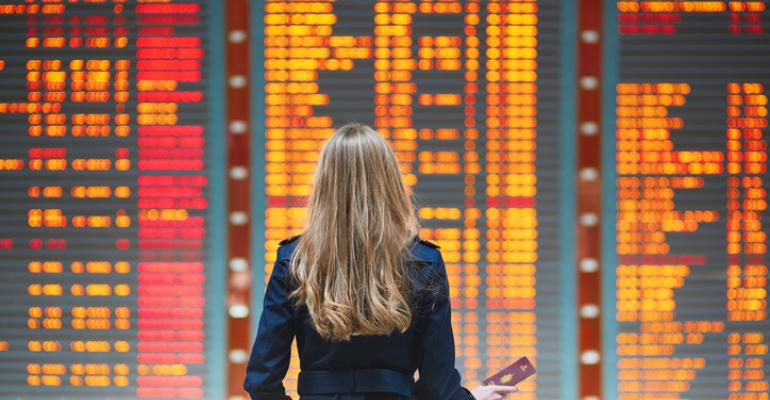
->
[[413, 250, 476, 400], [243, 249, 295, 400]]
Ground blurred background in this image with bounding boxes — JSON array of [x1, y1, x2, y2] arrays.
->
[[0, 0, 768, 399]]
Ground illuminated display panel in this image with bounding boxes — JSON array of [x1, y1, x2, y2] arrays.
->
[[611, 1, 770, 398], [260, 0, 566, 398], [0, 1, 224, 399]]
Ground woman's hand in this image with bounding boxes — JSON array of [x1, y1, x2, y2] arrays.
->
[[470, 384, 518, 400]]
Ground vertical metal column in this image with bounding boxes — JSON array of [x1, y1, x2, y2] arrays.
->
[[576, 0, 604, 399], [225, 1, 252, 399]]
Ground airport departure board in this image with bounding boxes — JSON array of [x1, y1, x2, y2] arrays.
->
[[0, 1, 225, 399], [258, 0, 569, 398], [609, 1, 770, 399], [9, 0, 770, 399]]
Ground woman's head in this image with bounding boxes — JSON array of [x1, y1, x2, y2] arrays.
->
[[287, 122, 420, 341]]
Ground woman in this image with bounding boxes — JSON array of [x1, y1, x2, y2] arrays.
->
[[244, 123, 519, 400]]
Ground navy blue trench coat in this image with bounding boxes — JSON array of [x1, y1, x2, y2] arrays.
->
[[243, 235, 476, 400]]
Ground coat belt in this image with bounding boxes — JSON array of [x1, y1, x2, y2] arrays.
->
[[297, 368, 414, 396]]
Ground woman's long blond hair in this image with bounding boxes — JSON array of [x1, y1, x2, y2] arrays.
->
[[287, 122, 421, 342]]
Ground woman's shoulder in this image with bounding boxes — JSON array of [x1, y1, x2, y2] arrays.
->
[[407, 235, 442, 262], [276, 234, 301, 261], [414, 236, 440, 249], [406, 236, 446, 289], [279, 234, 301, 246]]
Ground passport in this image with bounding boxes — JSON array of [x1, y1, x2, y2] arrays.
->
[[482, 356, 536, 386]]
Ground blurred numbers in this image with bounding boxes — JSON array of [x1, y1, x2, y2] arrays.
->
[[0, 1, 219, 398], [613, 1, 770, 398]]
